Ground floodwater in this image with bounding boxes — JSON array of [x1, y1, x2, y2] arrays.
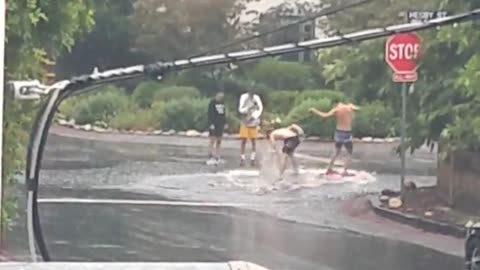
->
[[6, 132, 464, 270]]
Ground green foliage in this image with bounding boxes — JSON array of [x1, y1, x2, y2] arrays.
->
[[132, 81, 165, 109], [4, 0, 94, 229], [353, 102, 397, 138], [109, 109, 156, 131], [284, 98, 335, 137], [266, 91, 298, 115], [156, 98, 210, 131], [249, 59, 313, 90], [69, 86, 130, 125], [226, 113, 241, 134], [294, 89, 347, 106], [154, 86, 200, 103]]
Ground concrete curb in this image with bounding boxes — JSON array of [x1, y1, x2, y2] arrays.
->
[[369, 196, 466, 239]]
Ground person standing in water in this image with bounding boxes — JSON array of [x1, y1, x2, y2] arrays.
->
[[266, 124, 304, 179], [309, 99, 359, 175], [207, 91, 226, 165], [238, 90, 263, 166]]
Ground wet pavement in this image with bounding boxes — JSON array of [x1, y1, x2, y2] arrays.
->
[[6, 131, 465, 270]]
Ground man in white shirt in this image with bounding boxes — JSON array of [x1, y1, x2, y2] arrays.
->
[[238, 91, 263, 166]]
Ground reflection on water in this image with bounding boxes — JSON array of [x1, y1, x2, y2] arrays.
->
[[29, 200, 461, 270]]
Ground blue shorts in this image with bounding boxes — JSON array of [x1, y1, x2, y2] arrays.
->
[[334, 130, 353, 153]]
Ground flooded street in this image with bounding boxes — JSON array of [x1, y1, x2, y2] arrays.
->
[[7, 131, 464, 270]]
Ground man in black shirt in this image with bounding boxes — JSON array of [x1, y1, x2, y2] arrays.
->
[[207, 91, 227, 165]]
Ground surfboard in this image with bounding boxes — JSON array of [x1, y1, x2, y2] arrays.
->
[[318, 170, 357, 181]]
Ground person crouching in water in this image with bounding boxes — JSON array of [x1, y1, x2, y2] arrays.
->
[[266, 124, 304, 179]]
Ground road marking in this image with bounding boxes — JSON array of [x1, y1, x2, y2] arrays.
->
[[38, 198, 251, 207]]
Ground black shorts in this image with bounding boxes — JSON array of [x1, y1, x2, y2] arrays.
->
[[209, 124, 224, 138], [282, 136, 300, 155], [334, 130, 353, 153]]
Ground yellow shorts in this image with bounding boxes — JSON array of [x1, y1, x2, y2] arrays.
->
[[239, 124, 258, 140]]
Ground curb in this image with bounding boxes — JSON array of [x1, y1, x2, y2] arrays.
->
[[368, 196, 466, 239]]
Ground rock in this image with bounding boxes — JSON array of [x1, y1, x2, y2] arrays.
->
[[361, 137, 373, 143], [82, 124, 92, 131], [153, 130, 163, 135], [381, 189, 400, 197], [201, 131, 209, 138], [57, 119, 68, 126], [373, 138, 385, 143], [92, 126, 107, 133], [73, 124, 81, 130], [163, 129, 176, 136], [186, 130, 201, 137], [385, 138, 396, 143], [388, 197, 403, 209], [178, 131, 187, 136], [404, 180, 417, 191], [424, 211, 434, 217], [306, 136, 320, 141], [94, 121, 108, 129], [134, 131, 147, 135], [379, 195, 389, 203]]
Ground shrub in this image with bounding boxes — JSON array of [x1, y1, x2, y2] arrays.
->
[[249, 59, 313, 90], [70, 86, 130, 125], [284, 98, 335, 137], [226, 113, 241, 134], [266, 90, 298, 115], [109, 109, 156, 131], [156, 98, 209, 131], [294, 89, 347, 106], [132, 81, 165, 109], [154, 86, 200, 103], [353, 101, 396, 138]]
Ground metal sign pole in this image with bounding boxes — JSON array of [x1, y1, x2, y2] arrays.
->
[[400, 82, 407, 195], [0, 0, 6, 243]]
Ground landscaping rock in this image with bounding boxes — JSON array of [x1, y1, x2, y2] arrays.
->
[[163, 129, 176, 136], [201, 131, 209, 138], [388, 197, 403, 209], [186, 130, 201, 137], [83, 124, 92, 131], [379, 195, 389, 203], [361, 137, 373, 142], [153, 130, 163, 135], [92, 126, 107, 133], [134, 131, 147, 135], [306, 136, 320, 141], [73, 124, 81, 130], [424, 211, 434, 217], [404, 180, 417, 191], [57, 119, 68, 126], [94, 121, 108, 128], [373, 138, 385, 143], [385, 137, 396, 143], [178, 131, 187, 136]]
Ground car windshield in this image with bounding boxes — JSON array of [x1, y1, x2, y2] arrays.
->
[[2, 1, 480, 270]]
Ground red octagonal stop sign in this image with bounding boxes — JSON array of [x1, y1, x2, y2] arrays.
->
[[385, 33, 421, 74]]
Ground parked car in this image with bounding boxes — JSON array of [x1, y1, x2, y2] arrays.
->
[[466, 221, 480, 270]]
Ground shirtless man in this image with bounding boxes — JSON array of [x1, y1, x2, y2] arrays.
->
[[309, 99, 359, 175], [266, 124, 304, 178]]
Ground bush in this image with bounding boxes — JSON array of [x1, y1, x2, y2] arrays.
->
[[156, 98, 209, 131], [353, 101, 396, 138], [109, 109, 156, 131], [154, 86, 200, 103], [226, 113, 241, 134], [132, 81, 165, 109], [249, 59, 313, 90], [266, 90, 298, 115], [284, 98, 336, 137], [69, 86, 130, 125], [294, 89, 347, 106]]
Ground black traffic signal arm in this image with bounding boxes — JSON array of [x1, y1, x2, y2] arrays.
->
[[22, 9, 480, 261]]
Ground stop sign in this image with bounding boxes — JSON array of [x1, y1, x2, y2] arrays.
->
[[385, 33, 421, 74]]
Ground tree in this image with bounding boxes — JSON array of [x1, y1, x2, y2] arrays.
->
[[316, 0, 480, 155], [128, 0, 258, 60], [56, 0, 148, 77], [3, 0, 94, 229]]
